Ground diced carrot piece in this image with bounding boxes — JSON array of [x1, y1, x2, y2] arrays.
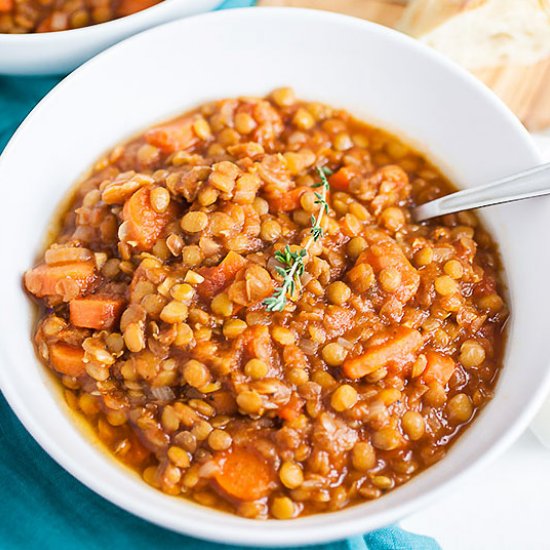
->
[[343, 327, 423, 379], [69, 296, 126, 330], [49, 343, 86, 377], [0, 0, 13, 12], [269, 187, 307, 212], [120, 430, 151, 467], [122, 187, 176, 250], [329, 166, 357, 191], [277, 394, 304, 422], [359, 229, 420, 303], [242, 325, 273, 363], [197, 266, 228, 299], [213, 447, 274, 501], [116, 0, 159, 17], [208, 391, 238, 415], [197, 251, 247, 298], [222, 250, 248, 271], [144, 116, 199, 154], [422, 351, 456, 386], [24, 261, 97, 299]]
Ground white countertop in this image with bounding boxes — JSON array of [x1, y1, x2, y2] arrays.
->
[[403, 132, 550, 549], [403, 430, 550, 549]]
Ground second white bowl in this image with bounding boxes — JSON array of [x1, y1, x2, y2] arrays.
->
[[0, 0, 221, 75]]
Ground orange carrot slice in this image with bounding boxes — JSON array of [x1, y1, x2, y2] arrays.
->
[[213, 447, 273, 501], [277, 394, 304, 422], [343, 327, 423, 379], [422, 351, 456, 386], [69, 296, 126, 330], [0, 0, 13, 12], [122, 187, 176, 250], [329, 166, 357, 191], [49, 343, 86, 377], [144, 116, 199, 154], [24, 261, 97, 299], [269, 187, 307, 212], [197, 251, 247, 298]]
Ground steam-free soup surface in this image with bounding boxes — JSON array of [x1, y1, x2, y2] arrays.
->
[[25, 88, 507, 519]]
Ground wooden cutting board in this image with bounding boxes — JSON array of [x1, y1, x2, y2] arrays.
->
[[259, 0, 550, 131]]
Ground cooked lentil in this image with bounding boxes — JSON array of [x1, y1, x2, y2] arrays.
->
[[0, 0, 161, 33], [25, 89, 507, 519]]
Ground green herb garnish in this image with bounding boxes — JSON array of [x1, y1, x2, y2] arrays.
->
[[263, 166, 331, 312]]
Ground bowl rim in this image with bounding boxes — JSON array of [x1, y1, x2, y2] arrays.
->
[[0, 0, 223, 42], [0, 6, 546, 547]]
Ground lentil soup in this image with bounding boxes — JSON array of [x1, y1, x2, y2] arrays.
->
[[0, 0, 161, 33], [24, 88, 507, 520]]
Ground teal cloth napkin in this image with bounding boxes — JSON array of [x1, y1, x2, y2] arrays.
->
[[0, 1, 440, 548]]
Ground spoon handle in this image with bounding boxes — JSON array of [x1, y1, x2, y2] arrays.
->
[[413, 162, 550, 222]]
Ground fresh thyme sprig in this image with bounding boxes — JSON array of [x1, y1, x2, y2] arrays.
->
[[263, 166, 331, 312]]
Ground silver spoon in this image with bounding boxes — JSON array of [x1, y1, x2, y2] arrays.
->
[[413, 162, 550, 222]]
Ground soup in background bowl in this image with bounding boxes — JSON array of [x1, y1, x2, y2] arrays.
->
[[0, 0, 221, 75], [0, 0, 162, 33]]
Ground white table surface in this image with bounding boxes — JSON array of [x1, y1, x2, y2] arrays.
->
[[402, 430, 550, 549], [402, 132, 550, 549]]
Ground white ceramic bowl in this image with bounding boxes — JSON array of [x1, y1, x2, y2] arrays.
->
[[0, 7, 549, 547], [0, 0, 221, 75]]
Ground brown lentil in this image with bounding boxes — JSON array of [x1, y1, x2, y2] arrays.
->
[[352, 442, 377, 472], [321, 343, 347, 367], [150, 187, 170, 213], [271, 87, 296, 107], [244, 358, 269, 380], [183, 360, 210, 388], [326, 281, 351, 305], [447, 393, 474, 423], [208, 429, 232, 451], [434, 275, 459, 296], [159, 301, 188, 324], [331, 384, 358, 412], [459, 340, 486, 368], [181, 211, 208, 233], [279, 461, 304, 489], [271, 496, 296, 520], [222, 319, 247, 339], [401, 411, 425, 441]]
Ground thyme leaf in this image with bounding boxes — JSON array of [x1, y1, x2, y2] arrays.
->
[[263, 166, 331, 312]]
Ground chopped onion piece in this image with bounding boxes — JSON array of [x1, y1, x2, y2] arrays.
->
[[299, 338, 318, 355], [337, 337, 354, 350], [151, 386, 175, 402], [45, 246, 93, 265]]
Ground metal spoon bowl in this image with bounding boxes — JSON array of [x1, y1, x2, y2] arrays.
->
[[413, 162, 550, 222]]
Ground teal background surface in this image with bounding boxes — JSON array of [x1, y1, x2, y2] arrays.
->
[[0, 1, 440, 548]]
